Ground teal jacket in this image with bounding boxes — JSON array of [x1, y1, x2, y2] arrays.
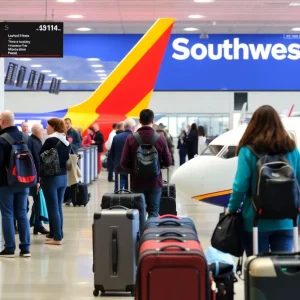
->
[[228, 146, 300, 232]]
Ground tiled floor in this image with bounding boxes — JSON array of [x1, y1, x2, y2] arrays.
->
[[0, 167, 244, 300]]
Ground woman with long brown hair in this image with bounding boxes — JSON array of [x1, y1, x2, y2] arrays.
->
[[226, 105, 300, 256]]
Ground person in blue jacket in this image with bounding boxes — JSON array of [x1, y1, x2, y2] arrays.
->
[[111, 118, 136, 192], [226, 105, 300, 256]]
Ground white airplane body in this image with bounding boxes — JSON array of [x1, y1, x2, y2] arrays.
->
[[171, 116, 300, 207]]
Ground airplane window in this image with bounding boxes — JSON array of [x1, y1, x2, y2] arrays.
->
[[200, 145, 224, 156], [221, 146, 237, 159]]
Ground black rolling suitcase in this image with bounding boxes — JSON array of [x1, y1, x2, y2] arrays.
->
[[245, 217, 300, 300], [160, 169, 177, 216], [72, 182, 90, 207], [101, 173, 146, 233]]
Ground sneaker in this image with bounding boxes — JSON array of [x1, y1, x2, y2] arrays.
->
[[0, 249, 15, 258], [20, 251, 31, 258], [45, 239, 62, 245]]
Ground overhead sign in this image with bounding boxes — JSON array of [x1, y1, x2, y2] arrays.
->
[[0, 22, 63, 58]]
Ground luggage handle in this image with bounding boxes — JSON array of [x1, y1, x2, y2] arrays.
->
[[162, 168, 170, 196], [112, 229, 118, 275], [116, 172, 130, 192], [159, 237, 185, 243], [159, 231, 184, 237], [157, 220, 181, 227], [115, 189, 132, 194], [158, 214, 180, 220], [159, 245, 190, 252], [109, 205, 128, 210]]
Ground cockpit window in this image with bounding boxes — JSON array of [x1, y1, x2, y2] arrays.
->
[[220, 146, 237, 159], [200, 145, 224, 156]]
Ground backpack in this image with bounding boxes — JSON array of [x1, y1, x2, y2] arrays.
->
[[40, 141, 61, 177], [133, 132, 161, 178], [1, 133, 37, 188], [248, 146, 300, 220]]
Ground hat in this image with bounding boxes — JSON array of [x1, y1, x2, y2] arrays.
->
[[156, 125, 165, 132], [159, 123, 166, 128]]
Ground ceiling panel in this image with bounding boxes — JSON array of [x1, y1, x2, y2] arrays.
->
[[0, 0, 299, 33]]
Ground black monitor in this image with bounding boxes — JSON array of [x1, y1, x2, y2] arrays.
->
[[16, 66, 27, 87], [54, 79, 61, 94], [4, 62, 18, 86], [27, 70, 37, 89], [49, 78, 57, 94], [36, 73, 45, 91]]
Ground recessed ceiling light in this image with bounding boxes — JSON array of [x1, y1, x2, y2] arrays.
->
[[18, 58, 31, 61], [62, 80, 68, 83], [188, 15, 205, 19], [57, 77, 63, 80], [292, 27, 300, 31], [57, 0, 76, 2], [41, 70, 51, 73], [87, 58, 100, 61], [98, 74, 107, 77], [194, 0, 215, 2], [49, 74, 58, 77], [67, 14, 83, 19], [184, 27, 199, 32], [76, 27, 91, 32], [91, 64, 103, 67], [31, 64, 42, 67], [290, 2, 300, 6], [95, 70, 105, 73]]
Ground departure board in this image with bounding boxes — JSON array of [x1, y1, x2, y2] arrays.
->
[[0, 22, 63, 58]]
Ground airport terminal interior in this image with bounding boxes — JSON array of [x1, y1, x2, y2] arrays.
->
[[1, 0, 300, 299]]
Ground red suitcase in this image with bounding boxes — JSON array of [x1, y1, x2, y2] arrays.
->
[[136, 237, 216, 300]]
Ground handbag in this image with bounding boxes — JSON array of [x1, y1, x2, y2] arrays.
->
[[40, 141, 61, 177], [211, 212, 244, 257]]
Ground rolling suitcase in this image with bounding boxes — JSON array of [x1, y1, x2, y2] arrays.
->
[[93, 206, 139, 297], [143, 214, 197, 234], [72, 182, 90, 207], [101, 174, 146, 233], [245, 217, 300, 300], [160, 169, 177, 216], [140, 227, 199, 244], [136, 237, 216, 300]]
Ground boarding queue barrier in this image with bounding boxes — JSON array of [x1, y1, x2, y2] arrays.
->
[[90, 146, 96, 181], [90, 145, 98, 180], [77, 148, 87, 185], [84, 147, 91, 184]]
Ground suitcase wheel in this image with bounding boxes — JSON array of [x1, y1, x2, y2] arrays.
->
[[93, 289, 99, 297]]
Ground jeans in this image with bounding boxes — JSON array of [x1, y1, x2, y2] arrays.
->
[[29, 187, 43, 229], [244, 230, 294, 256], [0, 186, 30, 252], [41, 175, 67, 241], [179, 148, 187, 166], [131, 188, 161, 218], [114, 172, 128, 192]]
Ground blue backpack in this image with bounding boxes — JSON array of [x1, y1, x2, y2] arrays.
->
[[1, 133, 37, 188]]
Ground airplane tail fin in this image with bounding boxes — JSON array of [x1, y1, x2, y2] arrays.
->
[[237, 102, 248, 126], [64, 18, 175, 128]]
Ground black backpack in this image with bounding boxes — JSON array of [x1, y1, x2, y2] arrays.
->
[[133, 132, 161, 178], [248, 146, 300, 220]]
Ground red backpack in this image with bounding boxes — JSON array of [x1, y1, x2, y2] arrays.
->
[[1, 133, 37, 188]]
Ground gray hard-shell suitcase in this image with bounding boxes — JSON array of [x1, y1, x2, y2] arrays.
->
[[93, 206, 139, 297], [244, 217, 300, 300]]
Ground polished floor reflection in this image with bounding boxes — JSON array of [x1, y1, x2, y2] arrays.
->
[[0, 167, 244, 300]]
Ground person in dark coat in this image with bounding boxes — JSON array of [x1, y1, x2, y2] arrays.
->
[[110, 118, 136, 192], [92, 123, 104, 174], [29, 124, 49, 235], [187, 123, 198, 160], [177, 129, 188, 165]]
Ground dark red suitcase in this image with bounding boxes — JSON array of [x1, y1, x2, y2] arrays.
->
[[136, 239, 215, 300]]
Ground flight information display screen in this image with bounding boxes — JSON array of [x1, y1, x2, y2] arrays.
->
[[0, 22, 63, 58]]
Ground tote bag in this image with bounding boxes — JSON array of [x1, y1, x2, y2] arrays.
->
[[211, 212, 244, 257]]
